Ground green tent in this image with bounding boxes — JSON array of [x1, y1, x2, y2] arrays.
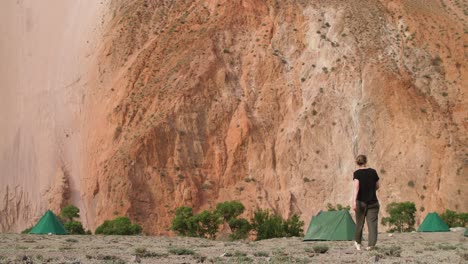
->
[[304, 210, 356, 241], [417, 212, 449, 232], [29, 210, 67, 235]]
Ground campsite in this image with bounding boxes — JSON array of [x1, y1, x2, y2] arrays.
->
[[0, 208, 466, 263]]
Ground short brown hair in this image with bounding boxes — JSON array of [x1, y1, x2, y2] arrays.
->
[[356, 155, 367, 166]]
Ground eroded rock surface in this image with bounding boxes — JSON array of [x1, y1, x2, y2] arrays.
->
[[1, 0, 466, 234]]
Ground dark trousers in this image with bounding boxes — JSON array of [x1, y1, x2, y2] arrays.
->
[[355, 201, 379, 246]]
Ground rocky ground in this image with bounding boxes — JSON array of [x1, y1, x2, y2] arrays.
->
[[0, 232, 466, 263]]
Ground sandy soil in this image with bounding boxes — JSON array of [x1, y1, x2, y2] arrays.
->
[[0, 232, 466, 263]]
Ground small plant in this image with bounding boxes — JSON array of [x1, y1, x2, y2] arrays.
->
[[407, 181, 415, 187], [312, 244, 329, 254], [301, 77, 306, 82], [168, 248, 195, 255], [223, 48, 230, 54], [377, 245, 402, 257], [327, 203, 350, 211], [134, 247, 167, 258], [134, 247, 147, 257], [65, 238, 78, 243], [438, 244, 457, 250], [254, 251, 269, 257], [21, 227, 33, 234]]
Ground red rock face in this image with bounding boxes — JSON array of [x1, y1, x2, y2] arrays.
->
[[81, 0, 466, 234], [1, 0, 466, 234]]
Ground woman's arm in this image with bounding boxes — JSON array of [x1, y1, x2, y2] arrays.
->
[[352, 179, 359, 211]]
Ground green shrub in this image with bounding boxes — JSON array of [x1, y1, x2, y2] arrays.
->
[[283, 214, 304, 237], [381, 202, 416, 232], [61, 205, 80, 222], [215, 201, 245, 222], [228, 218, 251, 240], [95, 216, 142, 235], [170, 206, 199, 237], [64, 221, 85, 235], [250, 209, 304, 240], [251, 209, 284, 240], [194, 210, 222, 239], [440, 209, 468, 227], [21, 227, 33, 234]]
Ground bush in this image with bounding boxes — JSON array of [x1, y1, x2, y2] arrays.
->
[[215, 201, 245, 222], [61, 205, 80, 222], [251, 209, 284, 240], [250, 209, 304, 240], [283, 214, 304, 237], [228, 218, 251, 240], [95, 216, 142, 235], [171, 206, 198, 237], [381, 202, 416, 232], [326, 203, 350, 211], [21, 227, 33, 234], [194, 210, 222, 239], [64, 221, 85, 235], [440, 209, 468, 227]]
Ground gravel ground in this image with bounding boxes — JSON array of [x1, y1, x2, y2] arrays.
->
[[0, 232, 466, 263]]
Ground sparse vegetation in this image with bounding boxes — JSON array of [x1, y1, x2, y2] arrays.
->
[[168, 248, 195, 255], [437, 243, 457, 250], [407, 180, 415, 187], [312, 244, 329, 253], [253, 251, 269, 257], [21, 227, 33, 234], [377, 245, 402, 257], [381, 202, 416, 232]]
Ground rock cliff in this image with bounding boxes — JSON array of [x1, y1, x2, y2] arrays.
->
[[1, 0, 466, 234]]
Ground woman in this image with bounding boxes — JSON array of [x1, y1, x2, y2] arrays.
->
[[352, 155, 380, 251]]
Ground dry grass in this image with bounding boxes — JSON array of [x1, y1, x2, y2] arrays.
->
[[0, 232, 465, 263]]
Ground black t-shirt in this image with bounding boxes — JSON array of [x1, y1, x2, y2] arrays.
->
[[353, 168, 379, 204]]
